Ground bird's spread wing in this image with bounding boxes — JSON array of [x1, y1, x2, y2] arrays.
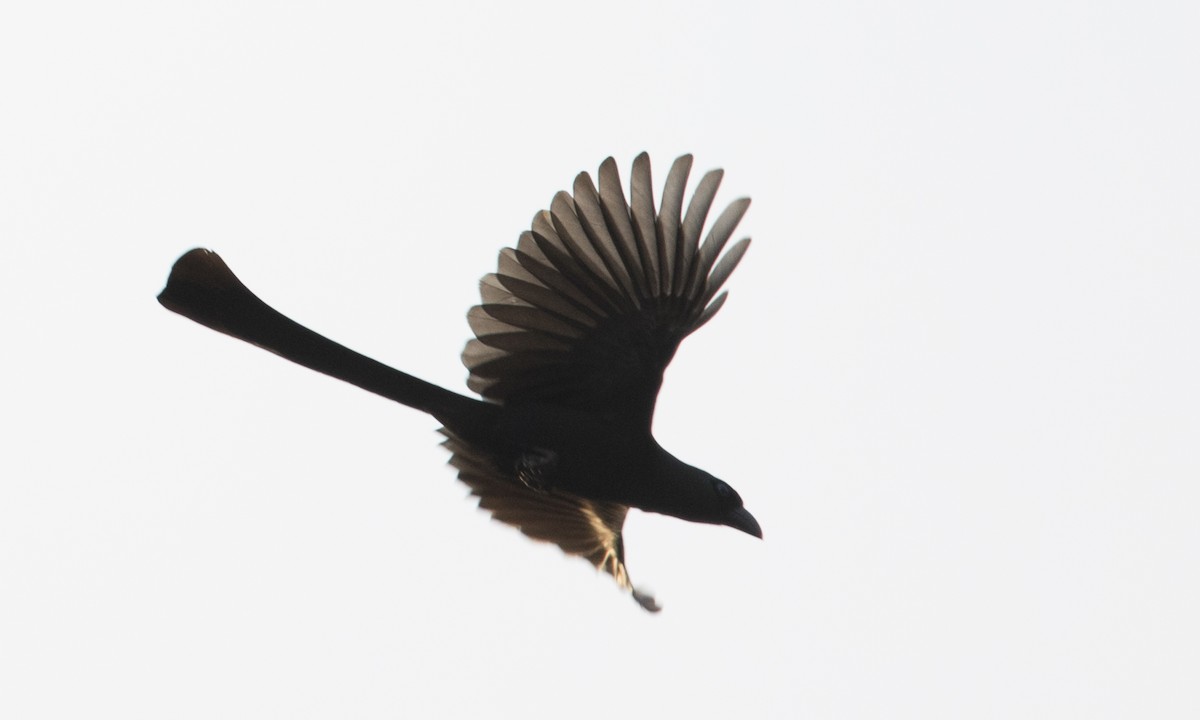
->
[[441, 430, 661, 612], [462, 153, 751, 429]]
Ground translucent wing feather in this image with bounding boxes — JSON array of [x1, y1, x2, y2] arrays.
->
[[463, 153, 751, 427], [441, 430, 660, 612]]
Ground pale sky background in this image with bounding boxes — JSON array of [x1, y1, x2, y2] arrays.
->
[[3, 2, 1198, 718]]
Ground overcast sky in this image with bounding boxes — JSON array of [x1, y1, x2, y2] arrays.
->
[[3, 2, 1198, 718]]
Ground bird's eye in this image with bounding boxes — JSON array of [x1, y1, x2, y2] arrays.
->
[[714, 480, 734, 499]]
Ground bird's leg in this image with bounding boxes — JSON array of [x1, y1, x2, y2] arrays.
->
[[516, 447, 558, 493]]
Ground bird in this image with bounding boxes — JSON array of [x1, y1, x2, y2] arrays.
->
[[157, 152, 758, 612]]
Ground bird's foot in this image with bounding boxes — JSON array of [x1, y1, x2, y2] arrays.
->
[[517, 447, 558, 493]]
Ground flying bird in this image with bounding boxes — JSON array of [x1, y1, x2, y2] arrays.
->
[[158, 153, 758, 612]]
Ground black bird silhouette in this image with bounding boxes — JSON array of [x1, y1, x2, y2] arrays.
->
[[158, 153, 758, 612]]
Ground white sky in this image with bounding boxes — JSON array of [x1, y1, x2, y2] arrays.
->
[[3, 1, 1198, 717]]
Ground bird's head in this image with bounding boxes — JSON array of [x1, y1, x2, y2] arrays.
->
[[649, 451, 762, 538], [707, 476, 763, 538]]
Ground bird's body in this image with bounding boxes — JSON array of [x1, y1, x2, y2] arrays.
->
[[451, 400, 723, 517], [159, 153, 757, 611]]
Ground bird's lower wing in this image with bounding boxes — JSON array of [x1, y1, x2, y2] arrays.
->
[[441, 429, 660, 612]]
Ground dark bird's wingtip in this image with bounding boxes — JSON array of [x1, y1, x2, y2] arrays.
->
[[725, 506, 763, 539], [633, 588, 662, 613]]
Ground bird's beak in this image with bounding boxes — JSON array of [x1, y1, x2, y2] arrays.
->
[[724, 506, 763, 538]]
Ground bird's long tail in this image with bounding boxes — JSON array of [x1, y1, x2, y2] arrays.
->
[[158, 248, 484, 427]]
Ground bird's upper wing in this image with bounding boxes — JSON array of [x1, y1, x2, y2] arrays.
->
[[441, 429, 660, 612], [462, 153, 751, 429]]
